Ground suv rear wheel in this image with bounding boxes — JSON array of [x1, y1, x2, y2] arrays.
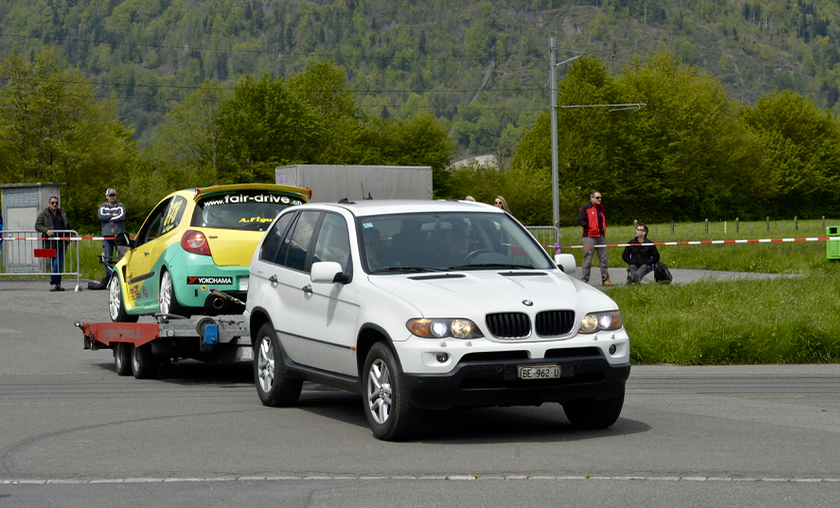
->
[[254, 323, 302, 407], [362, 342, 419, 441]]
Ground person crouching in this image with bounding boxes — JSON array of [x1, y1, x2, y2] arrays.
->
[[622, 224, 660, 284]]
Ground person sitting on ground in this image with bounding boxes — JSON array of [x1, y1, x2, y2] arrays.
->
[[622, 223, 660, 284]]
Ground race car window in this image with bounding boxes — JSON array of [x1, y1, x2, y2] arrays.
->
[[160, 196, 187, 236], [134, 198, 169, 246], [192, 190, 305, 231]]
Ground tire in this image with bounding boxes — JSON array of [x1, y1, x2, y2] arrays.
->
[[362, 342, 419, 441], [562, 393, 625, 430], [131, 343, 159, 379], [254, 323, 302, 407], [114, 342, 133, 376], [159, 269, 190, 317], [109, 275, 138, 323]]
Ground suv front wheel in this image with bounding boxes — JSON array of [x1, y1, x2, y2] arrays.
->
[[562, 393, 625, 429], [362, 342, 420, 441]]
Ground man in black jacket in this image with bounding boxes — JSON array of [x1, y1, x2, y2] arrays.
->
[[34, 196, 71, 292], [622, 224, 659, 284]]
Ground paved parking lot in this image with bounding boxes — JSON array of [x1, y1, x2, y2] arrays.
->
[[0, 274, 837, 508]]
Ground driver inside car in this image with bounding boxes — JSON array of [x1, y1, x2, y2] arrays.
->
[[440, 221, 472, 267]]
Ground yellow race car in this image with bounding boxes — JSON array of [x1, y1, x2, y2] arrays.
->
[[109, 183, 310, 322]]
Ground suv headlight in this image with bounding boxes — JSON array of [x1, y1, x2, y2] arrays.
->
[[579, 311, 623, 334], [406, 318, 484, 339]]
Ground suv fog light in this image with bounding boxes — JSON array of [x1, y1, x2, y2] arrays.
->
[[609, 344, 617, 355], [436, 353, 449, 363]]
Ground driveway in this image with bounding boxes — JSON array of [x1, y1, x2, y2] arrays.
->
[[575, 268, 801, 286]]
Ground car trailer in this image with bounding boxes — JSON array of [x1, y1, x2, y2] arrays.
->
[[77, 316, 253, 379]]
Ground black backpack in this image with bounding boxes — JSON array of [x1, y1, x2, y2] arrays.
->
[[653, 261, 673, 284]]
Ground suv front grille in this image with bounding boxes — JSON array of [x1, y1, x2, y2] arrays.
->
[[485, 312, 531, 338], [535, 310, 575, 336], [485, 310, 576, 339]]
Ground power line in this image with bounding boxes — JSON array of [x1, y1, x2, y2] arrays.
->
[[0, 32, 525, 64], [2, 73, 547, 95]]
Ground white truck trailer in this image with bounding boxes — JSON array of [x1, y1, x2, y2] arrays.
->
[[275, 164, 433, 202]]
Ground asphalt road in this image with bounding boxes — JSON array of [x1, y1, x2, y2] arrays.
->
[[1, 277, 838, 507]]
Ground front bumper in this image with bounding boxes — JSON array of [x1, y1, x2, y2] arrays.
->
[[402, 355, 630, 410]]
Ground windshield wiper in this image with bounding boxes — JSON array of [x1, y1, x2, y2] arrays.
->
[[446, 263, 535, 270], [369, 266, 444, 274]]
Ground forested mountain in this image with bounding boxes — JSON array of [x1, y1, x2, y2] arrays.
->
[[1, 0, 839, 160]]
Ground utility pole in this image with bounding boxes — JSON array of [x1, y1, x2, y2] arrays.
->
[[548, 40, 640, 231], [549, 41, 612, 231]]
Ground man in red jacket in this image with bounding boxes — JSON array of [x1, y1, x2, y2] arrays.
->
[[576, 191, 611, 286]]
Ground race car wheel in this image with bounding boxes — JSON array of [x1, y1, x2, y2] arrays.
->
[[159, 269, 190, 318], [109, 276, 138, 323]]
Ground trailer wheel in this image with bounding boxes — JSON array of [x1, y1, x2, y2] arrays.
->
[[131, 343, 159, 379], [114, 342, 133, 376], [109, 276, 138, 323], [254, 323, 302, 407]]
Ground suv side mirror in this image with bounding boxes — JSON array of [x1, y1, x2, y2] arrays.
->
[[114, 232, 134, 248], [311, 261, 351, 284], [554, 253, 576, 274]]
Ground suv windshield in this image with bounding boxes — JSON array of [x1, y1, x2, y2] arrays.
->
[[357, 211, 554, 273], [192, 190, 306, 231]]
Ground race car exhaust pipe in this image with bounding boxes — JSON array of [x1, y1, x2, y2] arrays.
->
[[211, 296, 225, 309], [209, 289, 244, 305]]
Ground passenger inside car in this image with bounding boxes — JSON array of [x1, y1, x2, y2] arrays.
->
[[363, 227, 383, 271], [389, 219, 429, 267]]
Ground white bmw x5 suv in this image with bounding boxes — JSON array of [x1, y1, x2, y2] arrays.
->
[[244, 199, 630, 440]]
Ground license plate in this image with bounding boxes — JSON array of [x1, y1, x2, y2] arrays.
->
[[518, 365, 561, 380], [239, 277, 249, 291]]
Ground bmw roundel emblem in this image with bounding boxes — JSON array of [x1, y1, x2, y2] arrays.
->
[[522, 299, 533, 306]]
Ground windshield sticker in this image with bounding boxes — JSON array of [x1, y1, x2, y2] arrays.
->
[[363, 222, 373, 229], [202, 194, 303, 207], [162, 198, 185, 232], [239, 216, 274, 224]]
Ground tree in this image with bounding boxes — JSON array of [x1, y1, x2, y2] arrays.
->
[[512, 53, 764, 225], [611, 53, 761, 221], [211, 62, 364, 182], [144, 79, 230, 185], [0, 47, 138, 231], [377, 113, 456, 197], [198, 62, 456, 190], [740, 91, 840, 217]]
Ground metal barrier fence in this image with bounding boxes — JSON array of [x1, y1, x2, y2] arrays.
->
[[0, 230, 82, 289], [526, 226, 561, 254]]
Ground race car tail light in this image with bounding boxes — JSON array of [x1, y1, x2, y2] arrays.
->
[[181, 230, 211, 256]]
